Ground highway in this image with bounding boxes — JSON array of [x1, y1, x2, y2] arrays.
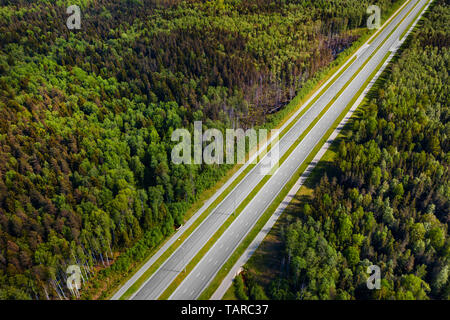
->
[[130, 0, 429, 300]]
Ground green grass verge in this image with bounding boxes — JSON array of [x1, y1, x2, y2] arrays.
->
[[399, 0, 431, 40], [222, 285, 238, 300]]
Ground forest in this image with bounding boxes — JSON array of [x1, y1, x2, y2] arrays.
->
[[0, 0, 404, 299], [236, 0, 449, 300]]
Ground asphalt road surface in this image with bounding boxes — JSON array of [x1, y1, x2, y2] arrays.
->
[[130, 0, 429, 300]]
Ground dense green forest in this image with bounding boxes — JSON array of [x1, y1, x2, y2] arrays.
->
[[0, 0, 402, 299], [237, 0, 449, 300]]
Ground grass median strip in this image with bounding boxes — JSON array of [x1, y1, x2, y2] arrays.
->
[[399, 0, 431, 40], [198, 50, 394, 300]]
